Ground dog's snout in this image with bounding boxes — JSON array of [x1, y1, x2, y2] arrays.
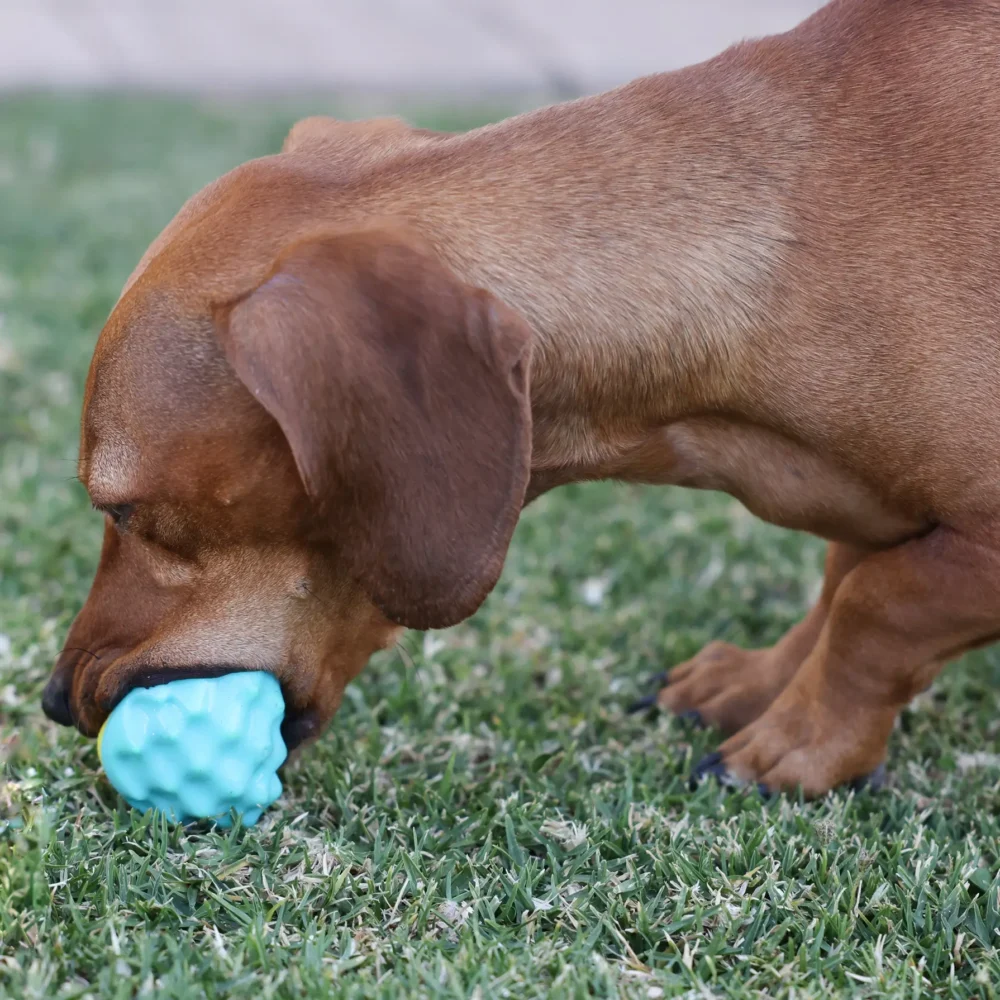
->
[[41, 670, 74, 727], [43, 647, 105, 729]]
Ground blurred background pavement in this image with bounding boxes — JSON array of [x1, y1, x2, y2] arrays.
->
[[2, 1, 826, 99]]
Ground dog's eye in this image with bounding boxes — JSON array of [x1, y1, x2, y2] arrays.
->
[[95, 502, 135, 527]]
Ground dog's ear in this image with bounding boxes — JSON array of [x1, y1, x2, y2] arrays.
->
[[215, 229, 533, 629], [282, 116, 445, 159]]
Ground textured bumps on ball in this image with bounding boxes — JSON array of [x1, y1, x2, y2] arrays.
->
[[98, 672, 287, 827]]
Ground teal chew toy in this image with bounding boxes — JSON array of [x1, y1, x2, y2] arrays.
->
[[97, 672, 287, 827]]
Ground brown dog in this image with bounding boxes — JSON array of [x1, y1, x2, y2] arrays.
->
[[42, 0, 1000, 796]]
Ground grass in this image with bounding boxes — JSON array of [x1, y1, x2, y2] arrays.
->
[[1, 94, 1000, 999]]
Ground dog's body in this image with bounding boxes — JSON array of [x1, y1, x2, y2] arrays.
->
[[43, 0, 1000, 795]]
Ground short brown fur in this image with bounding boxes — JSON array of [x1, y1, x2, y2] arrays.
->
[[43, 0, 1000, 795]]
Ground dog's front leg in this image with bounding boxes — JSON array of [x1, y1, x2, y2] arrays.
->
[[692, 524, 1000, 797]]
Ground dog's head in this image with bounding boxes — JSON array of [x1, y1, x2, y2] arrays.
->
[[42, 126, 533, 748]]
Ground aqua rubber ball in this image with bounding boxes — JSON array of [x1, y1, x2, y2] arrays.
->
[[97, 672, 287, 827]]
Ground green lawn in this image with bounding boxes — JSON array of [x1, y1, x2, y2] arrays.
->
[[1, 95, 999, 999]]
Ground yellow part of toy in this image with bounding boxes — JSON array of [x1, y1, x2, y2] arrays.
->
[[97, 721, 106, 763]]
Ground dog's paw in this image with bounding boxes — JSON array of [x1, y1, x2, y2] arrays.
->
[[650, 641, 799, 734], [689, 749, 887, 798], [627, 673, 703, 728], [687, 674, 894, 798], [688, 750, 767, 795]]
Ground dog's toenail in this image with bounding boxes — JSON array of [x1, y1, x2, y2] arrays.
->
[[689, 750, 726, 789], [756, 782, 772, 799], [676, 709, 704, 728], [650, 670, 670, 687], [849, 762, 887, 793], [626, 693, 658, 714]]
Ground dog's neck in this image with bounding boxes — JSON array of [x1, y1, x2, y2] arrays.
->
[[405, 64, 804, 486]]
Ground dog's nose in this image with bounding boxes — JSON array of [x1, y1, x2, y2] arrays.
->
[[41, 671, 75, 726]]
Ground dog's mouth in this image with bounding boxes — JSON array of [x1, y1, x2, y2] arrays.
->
[[108, 665, 320, 753], [43, 660, 319, 752]]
